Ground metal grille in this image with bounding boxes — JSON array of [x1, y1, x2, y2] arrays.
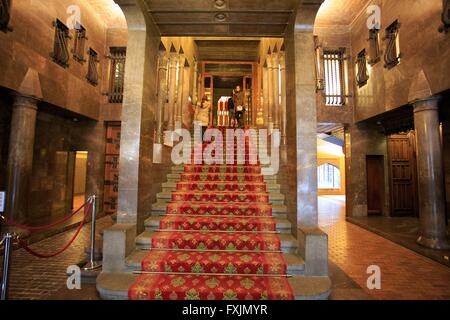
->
[[0, 0, 11, 31], [356, 49, 369, 87], [51, 20, 70, 68], [384, 20, 401, 69], [108, 47, 126, 103], [87, 48, 99, 86], [368, 28, 381, 64], [323, 50, 345, 106], [73, 25, 86, 62]]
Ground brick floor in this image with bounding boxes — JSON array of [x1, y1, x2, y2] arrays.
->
[[319, 196, 450, 300], [1, 216, 113, 300]]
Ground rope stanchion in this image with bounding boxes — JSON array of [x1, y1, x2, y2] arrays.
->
[[1, 199, 91, 232], [17, 202, 92, 259]]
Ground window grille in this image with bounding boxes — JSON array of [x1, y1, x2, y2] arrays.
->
[[384, 20, 401, 69], [323, 49, 346, 106], [51, 19, 70, 68], [356, 49, 369, 87], [368, 28, 381, 65], [0, 0, 11, 31], [86, 48, 99, 86], [73, 25, 87, 62], [108, 47, 126, 103]]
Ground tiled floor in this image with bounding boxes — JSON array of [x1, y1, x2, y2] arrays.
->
[[319, 195, 450, 300], [3, 197, 450, 300], [1, 216, 113, 300]]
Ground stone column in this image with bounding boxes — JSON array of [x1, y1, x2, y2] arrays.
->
[[156, 45, 168, 144], [115, 0, 161, 232], [279, 48, 287, 144], [413, 96, 450, 250], [192, 60, 199, 107], [272, 46, 280, 130], [176, 49, 185, 129], [167, 45, 179, 132], [5, 95, 38, 224], [262, 61, 269, 127], [291, 4, 328, 277], [266, 48, 274, 128], [182, 59, 191, 128]]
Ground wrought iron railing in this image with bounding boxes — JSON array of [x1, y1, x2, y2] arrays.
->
[[356, 49, 369, 88], [384, 20, 401, 69], [51, 19, 70, 68], [108, 47, 126, 103], [73, 25, 87, 62], [86, 48, 99, 86]]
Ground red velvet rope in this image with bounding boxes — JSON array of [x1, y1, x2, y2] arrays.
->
[[18, 203, 91, 259], [3, 200, 90, 232]]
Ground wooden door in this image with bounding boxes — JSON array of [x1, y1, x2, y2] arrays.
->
[[367, 155, 385, 215], [387, 133, 418, 217]]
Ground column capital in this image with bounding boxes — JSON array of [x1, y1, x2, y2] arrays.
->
[[13, 93, 40, 110], [412, 95, 441, 113]]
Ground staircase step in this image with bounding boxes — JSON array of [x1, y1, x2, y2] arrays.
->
[[162, 182, 281, 193], [145, 216, 291, 234], [96, 272, 331, 300], [125, 250, 305, 275], [136, 231, 298, 253], [157, 192, 285, 205], [152, 201, 288, 218], [167, 173, 277, 181]]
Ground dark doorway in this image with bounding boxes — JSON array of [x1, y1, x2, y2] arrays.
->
[[366, 155, 385, 215]]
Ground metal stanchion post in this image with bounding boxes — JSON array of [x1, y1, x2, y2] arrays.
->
[[1, 233, 13, 300], [84, 195, 101, 271]]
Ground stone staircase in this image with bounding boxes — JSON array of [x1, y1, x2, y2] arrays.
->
[[97, 130, 331, 300]]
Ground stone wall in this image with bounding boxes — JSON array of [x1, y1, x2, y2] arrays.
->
[[349, 0, 450, 121], [0, 0, 119, 120], [0, 91, 12, 191], [314, 25, 354, 125], [28, 108, 106, 222]]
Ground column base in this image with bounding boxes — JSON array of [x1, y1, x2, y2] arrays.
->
[[417, 234, 450, 250]]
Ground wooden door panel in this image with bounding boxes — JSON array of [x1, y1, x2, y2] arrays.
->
[[367, 155, 384, 215], [388, 133, 418, 217]]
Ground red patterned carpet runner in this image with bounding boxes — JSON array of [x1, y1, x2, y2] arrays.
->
[[129, 130, 293, 300]]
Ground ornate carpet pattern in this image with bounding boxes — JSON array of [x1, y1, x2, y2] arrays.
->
[[129, 132, 293, 300]]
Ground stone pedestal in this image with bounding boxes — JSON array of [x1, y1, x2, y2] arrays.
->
[[5, 95, 38, 223], [413, 97, 450, 250]]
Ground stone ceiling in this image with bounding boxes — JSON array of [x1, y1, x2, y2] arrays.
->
[[315, 0, 371, 27], [195, 39, 261, 61], [88, 0, 127, 29], [143, 0, 299, 37]]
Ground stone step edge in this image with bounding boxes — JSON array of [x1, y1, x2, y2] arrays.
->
[[124, 249, 305, 275], [96, 272, 331, 300], [144, 216, 292, 233], [151, 202, 288, 214], [135, 231, 298, 254]]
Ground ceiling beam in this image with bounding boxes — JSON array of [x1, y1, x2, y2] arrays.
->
[[155, 22, 289, 26], [148, 9, 294, 14], [159, 32, 286, 37]]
